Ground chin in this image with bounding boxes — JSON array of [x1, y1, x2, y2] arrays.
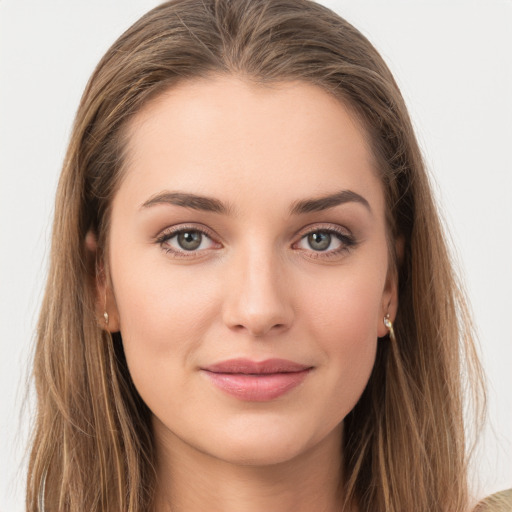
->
[[209, 438, 309, 467], [200, 419, 338, 467]]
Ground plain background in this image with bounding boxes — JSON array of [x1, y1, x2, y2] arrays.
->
[[1, 1, 511, 510]]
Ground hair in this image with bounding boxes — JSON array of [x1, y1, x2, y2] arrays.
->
[[26, 0, 485, 511]]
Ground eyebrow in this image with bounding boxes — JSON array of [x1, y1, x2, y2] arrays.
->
[[141, 189, 371, 215], [289, 190, 372, 215], [141, 191, 233, 214]]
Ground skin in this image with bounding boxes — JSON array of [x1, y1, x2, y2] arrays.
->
[[96, 76, 398, 512]]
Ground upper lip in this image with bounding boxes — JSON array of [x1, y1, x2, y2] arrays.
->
[[202, 358, 312, 374]]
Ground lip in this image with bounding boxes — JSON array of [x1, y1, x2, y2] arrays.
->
[[201, 358, 313, 401]]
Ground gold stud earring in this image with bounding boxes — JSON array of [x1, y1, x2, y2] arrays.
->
[[384, 313, 396, 342]]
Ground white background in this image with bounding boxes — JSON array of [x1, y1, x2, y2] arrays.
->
[[1, 1, 511, 510]]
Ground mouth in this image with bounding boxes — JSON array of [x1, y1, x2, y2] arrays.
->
[[200, 358, 313, 402]]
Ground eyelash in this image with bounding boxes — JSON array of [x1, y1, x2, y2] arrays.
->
[[155, 224, 220, 259], [294, 225, 356, 260], [155, 224, 357, 260]]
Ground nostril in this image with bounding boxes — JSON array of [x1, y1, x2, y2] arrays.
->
[[251, 323, 288, 338], [221, 269, 295, 336]]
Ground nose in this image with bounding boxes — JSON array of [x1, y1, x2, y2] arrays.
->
[[222, 246, 294, 338]]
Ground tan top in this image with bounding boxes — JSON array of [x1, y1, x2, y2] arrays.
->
[[474, 489, 512, 512]]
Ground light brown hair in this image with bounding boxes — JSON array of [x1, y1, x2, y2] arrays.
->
[[26, 0, 485, 510]]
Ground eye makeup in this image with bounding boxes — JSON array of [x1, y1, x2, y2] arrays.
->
[[154, 222, 358, 261]]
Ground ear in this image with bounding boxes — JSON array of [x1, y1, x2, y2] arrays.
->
[[85, 230, 121, 333], [376, 236, 403, 338]]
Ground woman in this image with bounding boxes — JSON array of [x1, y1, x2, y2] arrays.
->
[[26, 0, 486, 510]]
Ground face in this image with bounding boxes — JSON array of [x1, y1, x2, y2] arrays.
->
[[103, 76, 396, 467]]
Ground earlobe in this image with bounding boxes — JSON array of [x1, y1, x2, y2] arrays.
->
[[377, 264, 399, 339], [102, 285, 121, 333], [85, 230, 121, 333], [85, 230, 98, 253], [383, 313, 396, 343]]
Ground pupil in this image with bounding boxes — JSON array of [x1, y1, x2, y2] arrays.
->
[[308, 232, 331, 251], [178, 231, 202, 250]]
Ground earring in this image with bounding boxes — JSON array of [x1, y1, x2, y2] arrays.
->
[[103, 286, 109, 326], [384, 313, 396, 342]]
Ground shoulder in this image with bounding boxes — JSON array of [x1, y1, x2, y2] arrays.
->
[[473, 489, 512, 512]]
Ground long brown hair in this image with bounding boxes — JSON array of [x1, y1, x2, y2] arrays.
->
[[26, 1, 485, 510]]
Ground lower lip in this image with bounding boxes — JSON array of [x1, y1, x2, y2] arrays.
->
[[202, 370, 311, 401]]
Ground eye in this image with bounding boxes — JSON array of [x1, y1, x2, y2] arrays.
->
[[174, 230, 206, 251], [294, 227, 356, 257], [156, 226, 220, 256], [304, 231, 336, 251]]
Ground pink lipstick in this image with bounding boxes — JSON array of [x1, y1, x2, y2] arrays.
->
[[201, 358, 312, 401]]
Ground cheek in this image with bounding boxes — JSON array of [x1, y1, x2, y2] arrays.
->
[[110, 220, 222, 344], [115, 269, 216, 349], [109, 250, 222, 408], [301, 266, 384, 414], [304, 260, 384, 345]]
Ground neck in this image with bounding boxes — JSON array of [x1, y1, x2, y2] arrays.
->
[[152, 422, 345, 512]]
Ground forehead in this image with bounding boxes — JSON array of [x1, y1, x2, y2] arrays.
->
[[119, 75, 384, 217]]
